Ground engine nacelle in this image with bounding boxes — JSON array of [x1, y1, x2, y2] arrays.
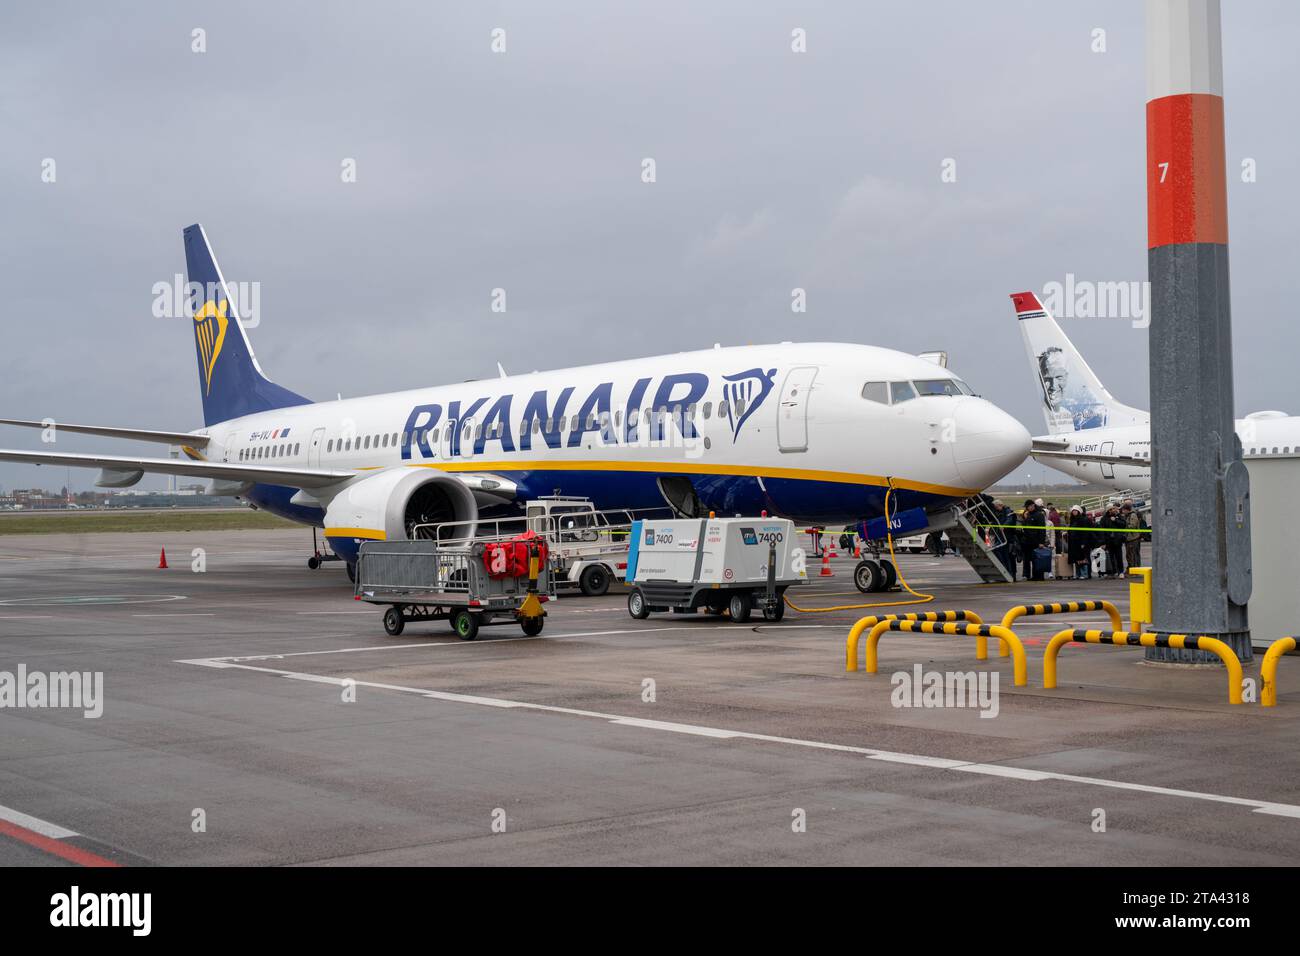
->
[[323, 469, 478, 543]]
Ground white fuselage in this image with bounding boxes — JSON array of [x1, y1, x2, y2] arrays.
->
[[1033, 415, 1300, 493], [198, 342, 1029, 529]]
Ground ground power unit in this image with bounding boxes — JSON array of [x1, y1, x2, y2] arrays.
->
[[625, 516, 806, 622]]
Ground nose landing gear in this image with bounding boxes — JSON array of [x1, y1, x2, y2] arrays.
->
[[852, 557, 898, 593]]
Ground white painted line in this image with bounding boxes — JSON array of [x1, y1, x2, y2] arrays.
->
[[296, 611, 378, 616], [0, 803, 78, 839], [132, 613, 215, 618], [868, 752, 969, 769], [180, 625, 748, 665], [953, 764, 1056, 781], [0, 615, 54, 620], [174, 658, 1300, 819]]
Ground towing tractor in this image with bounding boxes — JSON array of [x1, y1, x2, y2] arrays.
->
[[625, 516, 806, 622]]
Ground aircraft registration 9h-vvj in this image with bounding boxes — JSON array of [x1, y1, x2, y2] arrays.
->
[[0, 225, 1030, 575]]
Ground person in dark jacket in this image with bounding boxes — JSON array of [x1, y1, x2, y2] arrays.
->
[[990, 500, 1017, 580], [1066, 505, 1094, 579], [1121, 502, 1145, 570], [1019, 500, 1048, 580], [1099, 506, 1125, 576]]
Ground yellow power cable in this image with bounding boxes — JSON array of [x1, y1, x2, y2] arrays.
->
[[783, 483, 935, 613]]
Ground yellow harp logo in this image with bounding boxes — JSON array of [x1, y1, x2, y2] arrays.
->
[[193, 299, 229, 395]]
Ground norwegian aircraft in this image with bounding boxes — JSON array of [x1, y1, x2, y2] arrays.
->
[[1012, 290, 1300, 494], [0, 225, 1031, 577]]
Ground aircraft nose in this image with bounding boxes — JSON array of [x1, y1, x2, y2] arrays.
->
[[950, 398, 1031, 489]]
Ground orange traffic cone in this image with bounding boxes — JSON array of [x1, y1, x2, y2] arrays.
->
[[827, 541, 838, 559], [819, 550, 833, 577], [853, 541, 861, 559], [157, 547, 168, 569]]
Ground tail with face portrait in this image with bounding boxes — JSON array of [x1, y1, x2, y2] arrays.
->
[[1010, 291, 1145, 435]]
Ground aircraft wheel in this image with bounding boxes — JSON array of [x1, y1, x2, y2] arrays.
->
[[853, 560, 883, 594], [879, 559, 898, 590]]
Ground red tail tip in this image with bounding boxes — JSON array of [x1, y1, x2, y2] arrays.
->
[[1010, 291, 1043, 314]]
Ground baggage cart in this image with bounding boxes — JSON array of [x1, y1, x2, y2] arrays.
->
[[354, 537, 550, 640]]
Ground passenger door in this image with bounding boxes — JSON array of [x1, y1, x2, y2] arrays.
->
[[777, 366, 818, 452], [308, 427, 326, 468], [1100, 440, 1115, 480]]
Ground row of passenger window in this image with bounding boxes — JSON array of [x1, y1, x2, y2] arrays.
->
[[860, 378, 973, 404], [240, 442, 301, 462], [320, 400, 751, 454]]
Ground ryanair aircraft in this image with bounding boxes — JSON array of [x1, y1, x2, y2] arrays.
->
[[0, 225, 1030, 575], [1013, 290, 1300, 493]]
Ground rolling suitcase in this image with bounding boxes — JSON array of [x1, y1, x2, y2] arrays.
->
[[1033, 546, 1052, 580], [1054, 553, 1071, 578]]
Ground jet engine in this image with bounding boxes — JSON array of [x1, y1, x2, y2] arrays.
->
[[322, 469, 478, 542]]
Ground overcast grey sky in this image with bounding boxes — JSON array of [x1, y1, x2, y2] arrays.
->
[[2, 1, 1297, 491]]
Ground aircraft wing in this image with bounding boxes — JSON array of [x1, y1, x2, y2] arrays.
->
[[1030, 437, 1150, 467], [0, 448, 353, 489], [0, 418, 211, 447]]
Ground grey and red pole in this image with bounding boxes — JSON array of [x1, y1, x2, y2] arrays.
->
[[1145, 0, 1251, 661]]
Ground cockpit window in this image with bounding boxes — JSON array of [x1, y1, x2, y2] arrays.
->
[[914, 379, 965, 397], [860, 381, 889, 404], [889, 381, 917, 403]]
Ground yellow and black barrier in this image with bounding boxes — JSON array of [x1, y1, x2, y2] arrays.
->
[[862, 619, 1027, 687], [845, 610, 982, 672], [1261, 636, 1298, 708], [1043, 629, 1244, 705], [1001, 600, 1123, 634]]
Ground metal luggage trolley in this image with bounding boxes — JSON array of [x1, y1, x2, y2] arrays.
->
[[354, 538, 551, 640]]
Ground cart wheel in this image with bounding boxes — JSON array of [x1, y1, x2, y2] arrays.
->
[[521, 616, 544, 636], [763, 600, 785, 622], [452, 609, 480, 641], [729, 591, 752, 623], [383, 606, 405, 636], [853, 559, 883, 593], [307, 556, 321, 570], [579, 564, 610, 597], [346, 562, 356, 583], [628, 588, 650, 620], [879, 558, 898, 590]]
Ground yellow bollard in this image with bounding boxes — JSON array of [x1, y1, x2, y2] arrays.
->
[[1261, 637, 1297, 707], [845, 610, 981, 672], [1043, 628, 1243, 704], [863, 619, 1027, 687], [1128, 568, 1152, 631]]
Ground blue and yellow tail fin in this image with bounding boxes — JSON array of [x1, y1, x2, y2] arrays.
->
[[183, 224, 310, 426]]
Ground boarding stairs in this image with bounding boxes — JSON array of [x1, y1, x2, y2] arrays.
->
[[1079, 489, 1150, 516], [943, 497, 1015, 584]]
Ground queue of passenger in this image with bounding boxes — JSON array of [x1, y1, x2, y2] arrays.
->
[[988, 497, 1148, 582]]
